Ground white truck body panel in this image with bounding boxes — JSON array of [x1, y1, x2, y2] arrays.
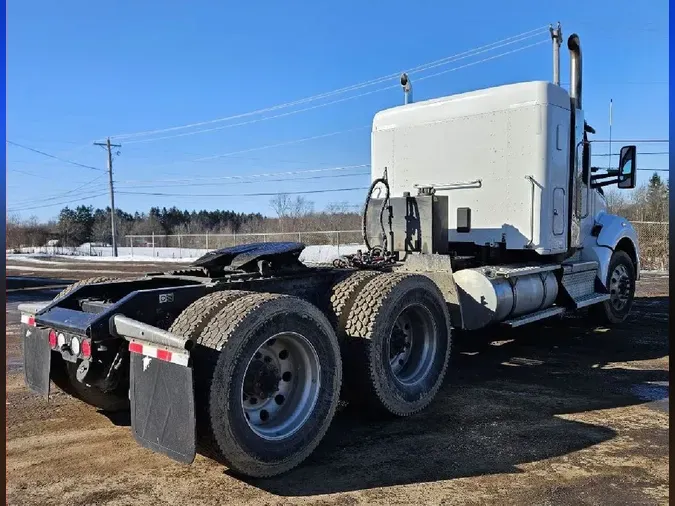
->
[[371, 81, 573, 255]]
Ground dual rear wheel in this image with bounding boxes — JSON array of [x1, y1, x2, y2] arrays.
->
[[174, 272, 451, 477]]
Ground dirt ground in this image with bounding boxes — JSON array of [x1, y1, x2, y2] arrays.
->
[[5, 256, 670, 506]]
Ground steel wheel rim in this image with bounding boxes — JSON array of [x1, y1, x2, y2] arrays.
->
[[241, 332, 321, 440], [609, 264, 632, 311], [387, 303, 438, 386]]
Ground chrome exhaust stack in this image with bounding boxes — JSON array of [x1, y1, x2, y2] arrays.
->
[[567, 33, 582, 110], [549, 22, 562, 86]]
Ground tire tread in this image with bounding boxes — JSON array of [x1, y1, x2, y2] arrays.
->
[[343, 272, 451, 417]]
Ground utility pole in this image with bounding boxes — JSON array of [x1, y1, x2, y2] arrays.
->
[[94, 137, 122, 257]]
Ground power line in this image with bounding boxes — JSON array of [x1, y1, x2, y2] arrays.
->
[[595, 168, 669, 172], [118, 186, 369, 198], [7, 168, 54, 180], [593, 151, 669, 157], [591, 139, 669, 143], [415, 40, 547, 83], [193, 126, 370, 162], [116, 170, 369, 190], [123, 37, 549, 145], [7, 191, 110, 212], [109, 25, 549, 141], [116, 164, 370, 185], [6, 140, 105, 172], [14, 188, 109, 207], [23, 174, 110, 203]]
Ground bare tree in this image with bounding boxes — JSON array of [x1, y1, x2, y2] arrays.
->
[[270, 194, 292, 232]]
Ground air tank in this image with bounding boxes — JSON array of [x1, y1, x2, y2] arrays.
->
[[454, 266, 559, 330]]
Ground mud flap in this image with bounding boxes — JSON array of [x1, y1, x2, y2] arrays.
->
[[129, 351, 196, 464], [22, 324, 51, 398]]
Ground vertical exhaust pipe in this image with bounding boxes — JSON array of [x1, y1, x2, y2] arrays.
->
[[549, 22, 562, 86], [567, 33, 582, 110], [400, 73, 413, 104]]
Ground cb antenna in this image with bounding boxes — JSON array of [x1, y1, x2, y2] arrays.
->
[[549, 22, 563, 86]]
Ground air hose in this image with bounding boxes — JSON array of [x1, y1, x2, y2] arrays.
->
[[361, 174, 390, 253]]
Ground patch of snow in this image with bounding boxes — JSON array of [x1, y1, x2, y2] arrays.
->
[[7, 243, 367, 265], [299, 244, 364, 265], [5, 265, 131, 275], [4, 255, 63, 265]]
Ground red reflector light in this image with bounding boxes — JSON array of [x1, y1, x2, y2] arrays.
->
[[128, 342, 143, 354], [81, 339, 91, 358], [156, 349, 172, 362], [48, 330, 57, 348], [28, 316, 35, 327]]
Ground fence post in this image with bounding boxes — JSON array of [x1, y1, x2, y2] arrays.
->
[[152, 232, 155, 258], [178, 235, 182, 259], [130, 236, 134, 258], [337, 231, 340, 255], [298, 232, 301, 243], [233, 232, 237, 247], [206, 232, 209, 250]]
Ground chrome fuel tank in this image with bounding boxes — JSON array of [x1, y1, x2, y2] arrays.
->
[[454, 266, 559, 330]]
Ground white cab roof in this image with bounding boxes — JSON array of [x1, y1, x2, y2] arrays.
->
[[373, 81, 571, 131]]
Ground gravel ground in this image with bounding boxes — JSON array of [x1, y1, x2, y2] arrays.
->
[[5, 259, 669, 506]]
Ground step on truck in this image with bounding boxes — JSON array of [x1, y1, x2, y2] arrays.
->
[[19, 27, 641, 478]]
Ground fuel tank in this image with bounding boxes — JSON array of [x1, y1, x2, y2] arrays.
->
[[454, 266, 559, 330]]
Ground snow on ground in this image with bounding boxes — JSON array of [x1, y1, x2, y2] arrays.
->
[[299, 244, 363, 264], [6, 245, 666, 272], [6, 253, 194, 264], [5, 265, 131, 275], [6, 244, 365, 266]]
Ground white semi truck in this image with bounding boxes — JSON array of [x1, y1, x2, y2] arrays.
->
[[19, 27, 639, 478]]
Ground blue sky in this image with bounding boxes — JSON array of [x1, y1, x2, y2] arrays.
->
[[7, 0, 669, 220]]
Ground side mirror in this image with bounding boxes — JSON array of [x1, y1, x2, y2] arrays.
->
[[617, 145, 636, 189]]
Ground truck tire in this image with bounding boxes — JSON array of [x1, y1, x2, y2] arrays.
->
[[327, 270, 381, 335], [194, 292, 342, 478], [589, 250, 636, 324], [342, 273, 451, 417], [54, 276, 119, 301], [168, 290, 253, 340], [49, 277, 130, 412]]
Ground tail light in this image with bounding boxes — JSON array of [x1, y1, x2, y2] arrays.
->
[[57, 333, 66, 348], [48, 330, 57, 348], [70, 336, 81, 356], [81, 339, 92, 358]]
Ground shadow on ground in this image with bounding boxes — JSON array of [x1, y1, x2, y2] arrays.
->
[[59, 295, 670, 497], [244, 296, 669, 496]]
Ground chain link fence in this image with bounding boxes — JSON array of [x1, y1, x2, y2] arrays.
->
[[121, 230, 364, 259], [632, 221, 669, 271], [11, 223, 668, 270]]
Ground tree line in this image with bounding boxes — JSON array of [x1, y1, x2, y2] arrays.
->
[[605, 172, 669, 222], [6, 195, 362, 249], [6, 174, 669, 250]]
